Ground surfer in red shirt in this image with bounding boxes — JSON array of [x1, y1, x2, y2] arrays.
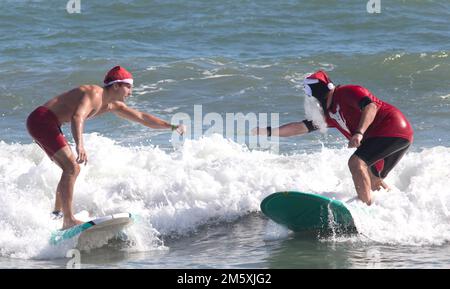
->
[[27, 66, 186, 229], [254, 70, 413, 205]]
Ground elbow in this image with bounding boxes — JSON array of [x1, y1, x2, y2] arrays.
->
[[71, 114, 84, 124], [367, 103, 379, 113]]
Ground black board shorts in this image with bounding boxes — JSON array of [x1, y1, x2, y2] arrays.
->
[[354, 137, 411, 179]]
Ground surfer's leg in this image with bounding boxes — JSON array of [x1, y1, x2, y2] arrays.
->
[[27, 107, 71, 218], [379, 144, 410, 179], [348, 155, 372, 205], [51, 158, 64, 214], [354, 137, 410, 197], [51, 146, 84, 229]]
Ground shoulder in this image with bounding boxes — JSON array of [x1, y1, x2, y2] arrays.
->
[[79, 85, 104, 101], [108, 101, 128, 111], [335, 85, 375, 105], [336, 85, 370, 96]]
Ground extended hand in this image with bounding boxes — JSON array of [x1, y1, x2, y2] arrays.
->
[[175, 124, 186, 136], [348, 133, 363, 148], [76, 145, 88, 165]]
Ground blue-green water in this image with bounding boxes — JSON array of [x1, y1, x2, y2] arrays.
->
[[1, 1, 450, 268]]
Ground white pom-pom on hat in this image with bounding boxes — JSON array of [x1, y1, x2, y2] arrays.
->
[[304, 70, 335, 91]]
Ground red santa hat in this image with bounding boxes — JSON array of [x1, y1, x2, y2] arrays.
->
[[304, 70, 335, 93], [104, 66, 133, 87]]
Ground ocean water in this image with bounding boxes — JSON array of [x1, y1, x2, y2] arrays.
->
[[1, 0, 450, 268]]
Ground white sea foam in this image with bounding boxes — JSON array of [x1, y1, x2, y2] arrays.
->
[[1, 134, 449, 259]]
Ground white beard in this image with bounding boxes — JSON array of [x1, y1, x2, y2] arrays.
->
[[304, 96, 328, 133]]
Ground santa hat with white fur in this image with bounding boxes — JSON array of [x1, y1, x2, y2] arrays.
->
[[303, 70, 335, 97], [104, 66, 133, 87]]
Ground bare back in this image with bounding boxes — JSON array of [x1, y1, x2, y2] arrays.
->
[[43, 85, 109, 124]]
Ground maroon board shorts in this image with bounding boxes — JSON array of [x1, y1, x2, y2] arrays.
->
[[26, 106, 68, 158]]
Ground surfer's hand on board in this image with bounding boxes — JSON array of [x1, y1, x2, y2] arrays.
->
[[76, 145, 88, 165]]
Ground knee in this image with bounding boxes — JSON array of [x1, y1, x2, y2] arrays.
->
[[348, 155, 367, 173], [63, 161, 80, 177]]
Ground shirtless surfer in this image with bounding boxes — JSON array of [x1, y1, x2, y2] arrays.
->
[[27, 66, 185, 229]]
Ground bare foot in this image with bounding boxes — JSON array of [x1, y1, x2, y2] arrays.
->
[[368, 171, 387, 191], [380, 180, 390, 191], [62, 219, 84, 230], [371, 181, 383, 191], [370, 179, 390, 191]]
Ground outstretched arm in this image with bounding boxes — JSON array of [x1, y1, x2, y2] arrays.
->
[[111, 102, 185, 134], [71, 96, 93, 164], [348, 103, 378, 148], [252, 120, 316, 137]]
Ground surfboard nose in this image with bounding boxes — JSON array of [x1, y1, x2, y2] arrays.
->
[[261, 191, 357, 235]]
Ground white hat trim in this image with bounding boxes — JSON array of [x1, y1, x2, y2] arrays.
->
[[105, 78, 134, 86], [304, 78, 320, 85]]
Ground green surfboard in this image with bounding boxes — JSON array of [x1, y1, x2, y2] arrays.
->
[[261, 191, 357, 235]]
